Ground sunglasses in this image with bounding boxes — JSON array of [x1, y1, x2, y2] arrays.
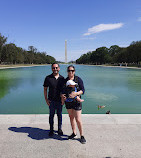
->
[[68, 70, 75, 72], [52, 67, 59, 70]]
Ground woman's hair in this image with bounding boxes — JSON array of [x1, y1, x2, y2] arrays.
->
[[67, 65, 75, 71]]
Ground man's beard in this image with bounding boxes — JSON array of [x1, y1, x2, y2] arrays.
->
[[53, 70, 59, 75]]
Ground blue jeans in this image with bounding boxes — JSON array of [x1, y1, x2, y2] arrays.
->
[[49, 101, 63, 131]]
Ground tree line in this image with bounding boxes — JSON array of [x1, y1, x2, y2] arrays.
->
[[76, 41, 141, 66], [0, 33, 56, 64]]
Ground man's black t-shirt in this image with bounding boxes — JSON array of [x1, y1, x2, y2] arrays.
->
[[43, 73, 64, 102]]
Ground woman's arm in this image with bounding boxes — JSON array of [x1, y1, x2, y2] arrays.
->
[[69, 76, 85, 98], [77, 90, 83, 95], [77, 77, 85, 94], [69, 90, 83, 98]]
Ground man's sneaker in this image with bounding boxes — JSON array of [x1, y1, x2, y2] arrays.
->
[[80, 136, 86, 144], [58, 129, 63, 135], [49, 130, 54, 137], [68, 132, 77, 139]]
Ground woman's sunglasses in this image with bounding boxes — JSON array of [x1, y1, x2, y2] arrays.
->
[[68, 70, 75, 72]]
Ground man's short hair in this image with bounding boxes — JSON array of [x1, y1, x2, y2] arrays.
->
[[51, 63, 60, 68]]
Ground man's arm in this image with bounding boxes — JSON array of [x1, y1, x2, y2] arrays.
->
[[44, 87, 50, 106]]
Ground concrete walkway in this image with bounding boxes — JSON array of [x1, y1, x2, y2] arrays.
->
[[0, 114, 141, 158]]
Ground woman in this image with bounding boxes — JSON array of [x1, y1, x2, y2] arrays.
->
[[62, 65, 86, 144]]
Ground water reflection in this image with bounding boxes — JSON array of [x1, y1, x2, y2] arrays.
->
[[0, 78, 10, 99], [0, 65, 141, 114], [0, 70, 21, 99], [0, 67, 44, 100], [127, 70, 141, 92]]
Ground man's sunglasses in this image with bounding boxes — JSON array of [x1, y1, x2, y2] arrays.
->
[[68, 70, 75, 72], [52, 67, 59, 69]]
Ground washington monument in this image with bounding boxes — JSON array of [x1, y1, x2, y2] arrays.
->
[[65, 40, 67, 63]]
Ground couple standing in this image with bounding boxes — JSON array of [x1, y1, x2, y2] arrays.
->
[[43, 63, 86, 144]]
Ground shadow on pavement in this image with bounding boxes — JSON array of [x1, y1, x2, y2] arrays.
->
[[8, 127, 68, 141]]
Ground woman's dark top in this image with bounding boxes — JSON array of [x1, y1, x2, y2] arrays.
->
[[63, 75, 85, 111], [64, 76, 85, 94], [64, 86, 77, 102]]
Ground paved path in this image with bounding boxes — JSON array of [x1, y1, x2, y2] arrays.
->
[[0, 114, 141, 158]]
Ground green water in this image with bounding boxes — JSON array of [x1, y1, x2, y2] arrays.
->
[[0, 65, 141, 114]]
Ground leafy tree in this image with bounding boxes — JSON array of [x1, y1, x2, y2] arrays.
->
[[16, 47, 25, 63], [0, 33, 7, 63], [128, 41, 141, 64], [115, 48, 128, 63], [1, 43, 18, 64], [0, 33, 56, 64], [76, 42, 141, 65], [90, 47, 109, 64], [109, 45, 121, 56], [76, 51, 92, 64]]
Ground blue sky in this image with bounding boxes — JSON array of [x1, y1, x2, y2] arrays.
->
[[0, 0, 141, 62]]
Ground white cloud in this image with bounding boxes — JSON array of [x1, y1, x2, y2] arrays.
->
[[137, 17, 141, 21], [83, 23, 124, 36], [69, 37, 96, 41]]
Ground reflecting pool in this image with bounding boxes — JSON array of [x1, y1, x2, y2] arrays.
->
[[0, 65, 141, 114]]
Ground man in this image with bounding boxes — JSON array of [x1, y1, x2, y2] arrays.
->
[[43, 63, 64, 136]]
